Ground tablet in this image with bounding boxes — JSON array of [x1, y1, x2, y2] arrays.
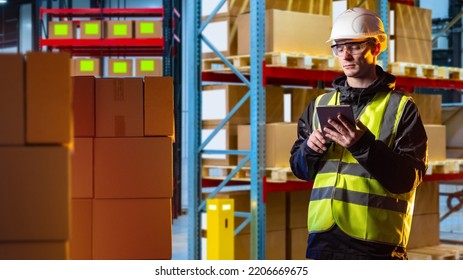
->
[[316, 105, 355, 133]]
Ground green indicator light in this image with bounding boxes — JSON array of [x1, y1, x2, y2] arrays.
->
[[140, 60, 154, 71], [85, 23, 99, 35], [113, 24, 128, 36], [140, 22, 154, 34], [113, 62, 127, 73], [54, 24, 68, 36], [80, 60, 94, 72]]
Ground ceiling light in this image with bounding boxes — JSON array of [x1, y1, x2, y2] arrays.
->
[[0, 0, 7, 4]]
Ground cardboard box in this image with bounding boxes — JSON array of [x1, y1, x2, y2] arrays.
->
[[406, 93, 442, 125], [105, 20, 133, 39], [443, 106, 463, 149], [202, 121, 238, 166], [202, 85, 284, 124], [291, 88, 329, 122], [424, 124, 446, 162], [287, 190, 311, 229], [238, 10, 331, 56], [390, 36, 432, 65], [0, 242, 68, 260], [135, 57, 163, 77], [79, 20, 102, 39], [414, 181, 439, 216], [287, 227, 308, 260], [107, 58, 133, 77], [72, 58, 100, 77], [72, 76, 95, 137], [26, 52, 72, 144], [144, 77, 174, 137], [202, 15, 237, 58], [243, 0, 332, 15], [71, 138, 93, 198], [208, 190, 286, 234], [234, 230, 286, 260], [93, 198, 172, 260], [48, 21, 75, 39], [0, 146, 70, 241], [391, 3, 432, 41], [408, 213, 440, 249], [0, 54, 25, 145], [69, 199, 92, 260], [94, 137, 173, 198], [95, 78, 143, 137], [134, 20, 162, 38], [238, 123, 298, 167]]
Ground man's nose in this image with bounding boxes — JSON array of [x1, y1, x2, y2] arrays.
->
[[342, 49, 353, 59]]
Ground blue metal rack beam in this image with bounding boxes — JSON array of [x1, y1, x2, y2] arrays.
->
[[184, 0, 266, 260]]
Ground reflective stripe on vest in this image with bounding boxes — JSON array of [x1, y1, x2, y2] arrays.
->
[[308, 90, 415, 247]]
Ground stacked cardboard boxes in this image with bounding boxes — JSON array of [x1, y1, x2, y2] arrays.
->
[[0, 52, 72, 260], [70, 76, 174, 260]]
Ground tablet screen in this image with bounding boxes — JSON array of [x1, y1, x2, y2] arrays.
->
[[316, 105, 355, 133]]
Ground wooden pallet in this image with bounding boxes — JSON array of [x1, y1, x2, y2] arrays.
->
[[202, 52, 335, 72], [408, 244, 463, 260], [389, 62, 438, 78], [202, 165, 301, 183], [426, 159, 463, 175], [437, 67, 463, 80]]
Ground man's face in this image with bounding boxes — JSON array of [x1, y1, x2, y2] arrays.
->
[[331, 39, 377, 79]]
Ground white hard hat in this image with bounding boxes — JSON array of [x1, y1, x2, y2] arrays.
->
[[328, 7, 387, 52]]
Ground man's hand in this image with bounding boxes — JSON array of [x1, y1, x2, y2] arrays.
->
[[323, 114, 368, 148], [307, 128, 328, 154]]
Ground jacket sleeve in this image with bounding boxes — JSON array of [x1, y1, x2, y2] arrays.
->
[[289, 101, 327, 181], [348, 99, 428, 194]]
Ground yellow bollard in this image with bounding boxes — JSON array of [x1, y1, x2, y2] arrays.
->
[[206, 198, 234, 260]]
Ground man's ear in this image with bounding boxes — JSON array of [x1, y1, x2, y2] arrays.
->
[[371, 42, 381, 56]]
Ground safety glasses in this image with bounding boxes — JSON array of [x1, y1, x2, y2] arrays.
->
[[331, 40, 371, 57]]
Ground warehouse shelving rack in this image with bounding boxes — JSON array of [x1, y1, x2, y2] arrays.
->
[[39, 8, 165, 57], [186, 0, 463, 260], [184, 0, 267, 260]]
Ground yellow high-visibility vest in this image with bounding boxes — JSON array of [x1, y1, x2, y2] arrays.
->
[[308, 90, 416, 247]]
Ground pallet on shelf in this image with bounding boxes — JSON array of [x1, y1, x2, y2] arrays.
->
[[408, 244, 463, 260], [202, 165, 301, 183], [437, 67, 463, 80], [389, 62, 438, 78], [426, 159, 463, 175]]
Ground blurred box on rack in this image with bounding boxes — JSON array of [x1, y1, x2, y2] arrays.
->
[[134, 20, 162, 39], [237, 10, 331, 56], [71, 58, 100, 77], [107, 58, 133, 77], [0, 54, 25, 146], [390, 36, 432, 65], [79, 20, 102, 39], [135, 58, 163, 77], [105, 20, 133, 39], [390, 3, 432, 41], [237, 122, 297, 167], [48, 21, 75, 39], [424, 124, 446, 162], [69, 198, 92, 260]]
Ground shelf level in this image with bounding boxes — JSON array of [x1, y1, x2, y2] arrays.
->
[[40, 38, 164, 56], [202, 67, 463, 90], [40, 8, 164, 19]]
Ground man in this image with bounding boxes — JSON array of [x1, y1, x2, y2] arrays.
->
[[289, 7, 428, 260]]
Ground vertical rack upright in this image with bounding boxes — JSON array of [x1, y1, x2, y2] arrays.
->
[[184, 0, 267, 259]]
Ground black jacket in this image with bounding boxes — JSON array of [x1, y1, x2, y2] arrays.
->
[[289, 66, 428, 194]]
